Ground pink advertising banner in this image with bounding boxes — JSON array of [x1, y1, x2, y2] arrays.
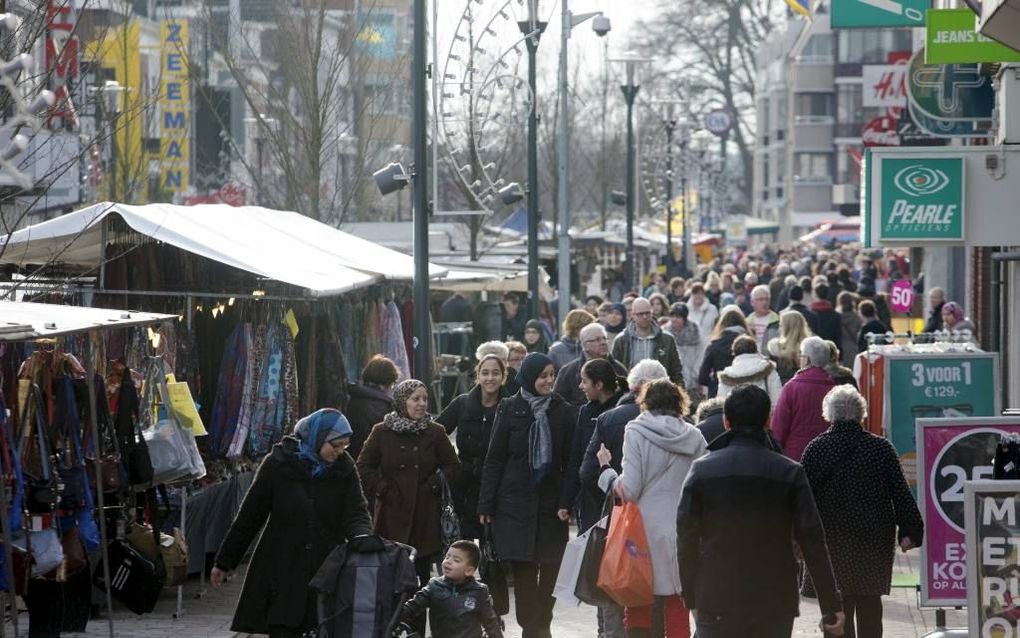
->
[[916, 417, 1020, 606]]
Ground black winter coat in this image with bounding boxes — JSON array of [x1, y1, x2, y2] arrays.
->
[[858, 318, 891, 353], [399, 576, 502, 638], [810, 301, 842, 346], [565, 390, 626, 531], [698, 329, 743, 398], [695, 404, 725, 445], [578, 393, 640, 498], [215, 438, 373, 634], [477, 393, 577, 563], [345, 383, 393, 460], [801, 421, 923, 595], [677, 431, 840, 621], [553, 354, 628, 407], [437, 384, 508, 538]]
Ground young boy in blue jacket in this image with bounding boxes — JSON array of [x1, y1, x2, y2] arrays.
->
[[393, 540, 502, 638]]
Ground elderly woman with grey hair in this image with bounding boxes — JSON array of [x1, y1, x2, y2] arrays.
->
[[771, 336, 837, 461], [801, 385, 923, 638]]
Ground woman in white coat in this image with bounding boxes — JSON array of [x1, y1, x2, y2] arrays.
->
[[716, 335, 783, 407], [596, 379, 708, 638]]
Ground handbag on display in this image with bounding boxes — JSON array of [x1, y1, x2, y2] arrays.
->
[[140, 359, 206, 484], [12, 528, 64, 578], [22, 384, 61, 515], [87, 375, 124, 494], [94, 538, 164, 614], [435, 469, 460, 551], [115, 365, 154, 488]]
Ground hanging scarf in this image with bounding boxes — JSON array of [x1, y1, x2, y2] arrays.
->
[[523, 388, 554, 488], [294, 408, 353, 477], [384, 379, 431, 433]]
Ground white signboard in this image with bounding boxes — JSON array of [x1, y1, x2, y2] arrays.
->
[[863, 64, 909, 108]]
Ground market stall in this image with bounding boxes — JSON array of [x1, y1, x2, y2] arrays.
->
[[0, 301, 177, 638]]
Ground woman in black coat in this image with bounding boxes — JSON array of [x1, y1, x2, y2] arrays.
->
[[801, 385, 923, 638], [478, 353, 578, 638], [345, 355, 398, 460], [565, 358, 625, 533], [436, 354, 509, 540], [211, 409, 377, 637], [697, 307, 750, 398]]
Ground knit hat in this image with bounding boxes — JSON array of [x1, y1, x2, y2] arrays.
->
[[942, 301, 964, 322], [518, 352, 553, 395]]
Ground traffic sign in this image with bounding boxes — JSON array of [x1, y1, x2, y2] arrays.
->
[[889, 279, 914, 312], [879, 157, 965, 242], [916, 417, 1013, 606], [907, 48, 995, 122], [704, 109, 734, 137], [926, 9, 1020, 64], [832, 0, 927, 28]]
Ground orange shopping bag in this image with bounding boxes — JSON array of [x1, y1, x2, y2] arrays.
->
[[596, 498, 653, 607]]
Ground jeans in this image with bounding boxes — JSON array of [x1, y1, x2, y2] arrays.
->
[[694, 613, 794, 638], [826, 595, 882, 638], [511, 561, 561, 638]]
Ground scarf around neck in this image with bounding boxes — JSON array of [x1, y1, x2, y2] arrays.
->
[[384, 411, 431, 433], [522, 389, 554, 487]]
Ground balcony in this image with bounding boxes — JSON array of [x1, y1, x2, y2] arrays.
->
[[834, 122, 864, 140], [832, 183, 860, 205], [794, 65, 835, 92], [793, 182, 834, 211], [792, 119, 834, 149]]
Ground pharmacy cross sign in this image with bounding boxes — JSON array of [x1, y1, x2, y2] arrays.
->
[[912, 65, 985, 114], [907, 49, 995, 122], [879, 157, 964, 242]]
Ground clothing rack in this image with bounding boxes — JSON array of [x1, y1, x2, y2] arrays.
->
[[865, 330, 978, 348]]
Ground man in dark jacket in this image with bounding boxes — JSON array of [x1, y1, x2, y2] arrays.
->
[[809, 283, 842, 346], [500, 292, 527, 342], [694, 396, 725, 444], [857, 299, 891, 353], [677, 384, 844, 638], [610, 297, 683, 383], [553, 323, 627, 407], [786, 285, 820, 335]]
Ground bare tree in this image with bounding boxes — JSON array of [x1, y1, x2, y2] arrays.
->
[[632, 0, 782, 207]]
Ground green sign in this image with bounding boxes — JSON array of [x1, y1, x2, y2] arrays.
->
[[879, 157, 964, 241], [926, 9, 1020, 64], [832, 0, 927, 28], [885, 354, 999, 489]]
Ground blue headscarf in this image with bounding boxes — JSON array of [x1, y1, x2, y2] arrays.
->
[[293, 408, 354, 477]]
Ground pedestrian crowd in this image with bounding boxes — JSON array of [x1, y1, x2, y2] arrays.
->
[[209, 245, 977, 638]]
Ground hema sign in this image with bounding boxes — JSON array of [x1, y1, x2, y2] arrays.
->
[[862, 146, 1020, 247]]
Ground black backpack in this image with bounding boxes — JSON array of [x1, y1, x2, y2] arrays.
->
[[309, 540, 419, 638]]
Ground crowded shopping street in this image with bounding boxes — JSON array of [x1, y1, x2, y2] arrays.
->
[[3, 0, 1020, 637]]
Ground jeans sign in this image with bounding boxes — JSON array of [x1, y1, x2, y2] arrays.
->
[[880, 157, 964, 241]]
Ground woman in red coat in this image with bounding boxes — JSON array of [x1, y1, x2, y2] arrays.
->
[[771, 336, 836, 461]]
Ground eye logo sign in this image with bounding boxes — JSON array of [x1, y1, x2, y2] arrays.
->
[[894, 165, 951, 197]]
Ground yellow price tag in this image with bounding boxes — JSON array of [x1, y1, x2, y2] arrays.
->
[[166, 381, 207, 436], [285, 309, 300, 339]]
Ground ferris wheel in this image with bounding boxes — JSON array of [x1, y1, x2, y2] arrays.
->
[[437, 0, 539, 211]]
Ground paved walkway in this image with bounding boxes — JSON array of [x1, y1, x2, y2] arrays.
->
[[2, 549, 967, 637]]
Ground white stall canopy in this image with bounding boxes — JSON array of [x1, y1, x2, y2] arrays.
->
[[0, 301, 177, 341], [0, 202, 447, 296]]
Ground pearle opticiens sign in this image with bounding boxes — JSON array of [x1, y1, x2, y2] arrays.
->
[[879, 157, 964, 241]]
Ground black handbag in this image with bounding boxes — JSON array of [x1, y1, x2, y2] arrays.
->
[[436, 469, 460, 551], [574, 491, 616, 606], [95, 490, 165, 613], [23, 385, 61, 514], [116, 368, 154, 487], [479, 523, 509, 616]]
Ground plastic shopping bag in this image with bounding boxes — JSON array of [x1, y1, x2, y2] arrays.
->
[[596, 500, 653, 608], [553, 524, 594, 606]]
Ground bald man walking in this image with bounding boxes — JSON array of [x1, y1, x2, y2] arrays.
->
[[612, 297, 684, 384]]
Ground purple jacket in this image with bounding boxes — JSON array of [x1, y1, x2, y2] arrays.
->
[[771, 366, 835, 462]]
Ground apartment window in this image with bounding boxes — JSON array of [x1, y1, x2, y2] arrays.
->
[[776, 149, 787, 181], [837, 146, 863, 185], [838, 29, 914, 64], [837, 84, 863, 124], [760, 97, 771, 142], [795, 152, 833, 181], [800, 33, 834, 61], [795, 93, 834, 118]]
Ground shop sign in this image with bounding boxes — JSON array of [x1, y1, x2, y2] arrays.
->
[[45, 2, 79, 129], [863, 65, 909, 108], [862, 116, 900, 147], [907, 48, 995, 122], [832, 0, 927, 28], [889, 279, 914, 312], [917, 418, 1016, 606], [160, 20, 190, 192], [964, 480, 1020, 636], [879, 157, 964, 241], [704, 109, 734, 137], [885, 353, 999, 489], [926, 9, 1020, 64]]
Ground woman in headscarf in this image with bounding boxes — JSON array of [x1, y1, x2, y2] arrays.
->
[[357, 380, 463, 591], [478, 353, 578, 638], [524, 319, 551, 353], [603, 302, 628, 336], [211, 409, 376, 638]]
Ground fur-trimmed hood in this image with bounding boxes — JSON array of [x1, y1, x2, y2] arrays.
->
[[718, 353, 776, 386]]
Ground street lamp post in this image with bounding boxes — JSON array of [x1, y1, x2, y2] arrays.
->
[[518, 2, 546, 321], [244, 114, 276, 205], [680, 137, 690, 275], [664, 107, 676, 276], [412, 0, 431, 385], [556, 4, 610, 326], [619, 62, 640, 291]]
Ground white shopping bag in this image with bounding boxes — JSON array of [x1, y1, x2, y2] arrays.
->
[[553, 523, 596, 606]]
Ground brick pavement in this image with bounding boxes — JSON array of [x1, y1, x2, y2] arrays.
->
[[2, 549, 968, 637]]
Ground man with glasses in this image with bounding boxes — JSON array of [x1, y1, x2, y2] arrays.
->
[[554, 323, 627, 407], [611, 297, 684, 384]]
